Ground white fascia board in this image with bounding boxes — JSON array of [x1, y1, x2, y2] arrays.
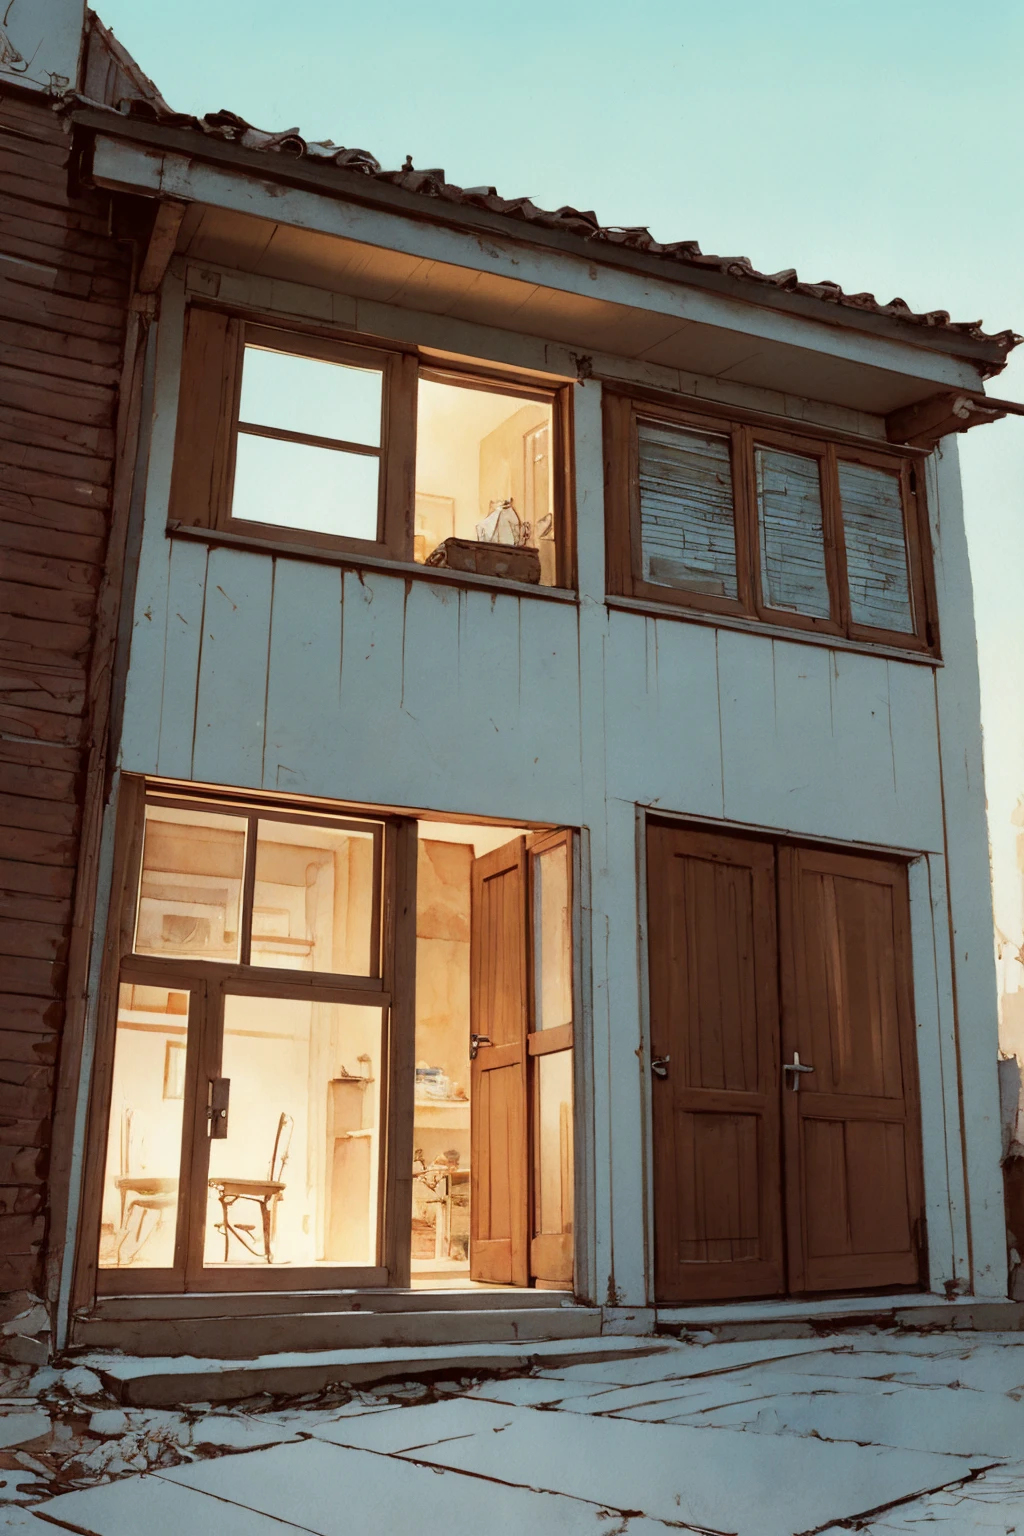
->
[[91, 134, 985, 395]]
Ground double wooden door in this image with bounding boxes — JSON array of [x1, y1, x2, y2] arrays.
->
[[647, 823, 924, 1303]]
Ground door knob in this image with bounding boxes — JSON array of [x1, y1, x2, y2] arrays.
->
[[651, 1055, 670, 1079], [470, 1034, 491, 1061], [782, 1052, 814, 1091]]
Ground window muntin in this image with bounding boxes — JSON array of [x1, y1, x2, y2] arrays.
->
[[839, 461, 914, 634], [755, 447, 830, 619], [414, 375, 559, 585], [608, 395, 931, 651], [638, 421, 738, 598], [231, 344, 383, 543]]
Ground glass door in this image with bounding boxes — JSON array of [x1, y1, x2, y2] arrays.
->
[[95, 794, 391, 1294], [198, 986, 387, 1288]]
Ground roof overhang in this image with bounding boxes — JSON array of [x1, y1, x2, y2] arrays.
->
[[78, 110, 1001, 417]]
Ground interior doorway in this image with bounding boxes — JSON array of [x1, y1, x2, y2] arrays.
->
[[646, 820, 925, 1305], [412, 822, 575, 1291]]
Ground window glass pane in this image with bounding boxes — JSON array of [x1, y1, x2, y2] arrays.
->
[[756, 447, 831, 618], [99, 983, 189, 1270], [239, 346, 382, 446], [135, 806, 246, 963], [839, 461, 914, 633], [252, 820, 378, 976], [232, 433, 379, 541], [533, 843, 572, 1031], [535, 1049, 574, 1236], [638, 422, 737, 597], [415, 378, 557, 585], [205, 997, 382, 1269]]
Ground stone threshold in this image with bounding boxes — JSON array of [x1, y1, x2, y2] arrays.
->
[[77, 1333, 673, 1407], [657, 1290, 1024, 1340], [72, 1298, 601, 1360]]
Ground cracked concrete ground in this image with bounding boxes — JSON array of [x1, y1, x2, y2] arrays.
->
[[4, 1330, 1024, 1533]]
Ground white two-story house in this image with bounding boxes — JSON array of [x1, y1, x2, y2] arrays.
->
[[11, 5, 1024, 1372]]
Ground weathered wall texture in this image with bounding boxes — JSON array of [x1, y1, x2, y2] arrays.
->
[[109, 274, 1006, 1303], [0, 86, 130, 1299]]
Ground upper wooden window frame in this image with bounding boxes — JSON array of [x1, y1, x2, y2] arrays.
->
[[603, 388, 937, 654], [169, 305, 576, 589]]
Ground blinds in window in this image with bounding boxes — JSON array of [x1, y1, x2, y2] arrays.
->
[[755, 448, 831, 618], [838, 462, 914, 633], [638, 422, 738, 598]]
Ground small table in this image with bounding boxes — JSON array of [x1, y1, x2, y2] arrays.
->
[[413, 1164, 470, 1261], [208, 1177, 286, 1263]]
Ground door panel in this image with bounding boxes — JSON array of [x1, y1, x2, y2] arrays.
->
[[648, 824, 785, 1302], [470, 838, 529, 1285], [779, 845, 923, 1293], [528, 830, 575, 1289]]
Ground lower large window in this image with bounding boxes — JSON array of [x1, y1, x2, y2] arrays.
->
[[89, 788, 576, 1297]]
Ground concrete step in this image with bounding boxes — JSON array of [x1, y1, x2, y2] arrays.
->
[[73, 1302, 602, 1361], [82, 1331, 672, 1407], [656, 1291, 1024, 1342]]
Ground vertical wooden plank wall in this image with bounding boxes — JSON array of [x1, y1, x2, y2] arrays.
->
[[0, 87, 131, 1304]]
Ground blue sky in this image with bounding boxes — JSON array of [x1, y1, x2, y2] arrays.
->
[[97, 0, 1024, 963]]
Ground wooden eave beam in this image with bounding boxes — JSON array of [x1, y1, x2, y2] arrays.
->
[[886, 391, 1024, 450], [69, 108, 1012, 376], [136, 197, 188, 294]]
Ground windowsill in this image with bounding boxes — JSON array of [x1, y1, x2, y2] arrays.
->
[[604, 594, 942, 666], [166, 521, 579, 604]]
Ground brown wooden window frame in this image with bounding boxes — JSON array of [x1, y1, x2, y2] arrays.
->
[[603, 389, 937, 655], [169, 305, 576, 588], [79, 784, 410, 1301]]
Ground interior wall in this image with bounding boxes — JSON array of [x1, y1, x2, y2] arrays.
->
[[478, 403, 548, 524]]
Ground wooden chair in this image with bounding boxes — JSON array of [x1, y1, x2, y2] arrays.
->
[[112, 1109, 178, 1265], [209, 1112, 294, 1263]]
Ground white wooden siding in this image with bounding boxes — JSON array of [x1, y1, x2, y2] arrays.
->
[[113, 284, 1003, 1308]]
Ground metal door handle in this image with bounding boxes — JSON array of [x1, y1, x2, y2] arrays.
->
[[207, 1077, 230, 1137], [783, 1052, 814, 1091], [470, 1034, 491, 1061], [651, 1055, 670, 1079]]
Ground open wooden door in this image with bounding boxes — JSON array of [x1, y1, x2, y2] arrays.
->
[[779, 846, 924, 1293], [527, 830, 574, 1289], [647, 823, 785, 1303], [469, 838, 529, 1285]]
